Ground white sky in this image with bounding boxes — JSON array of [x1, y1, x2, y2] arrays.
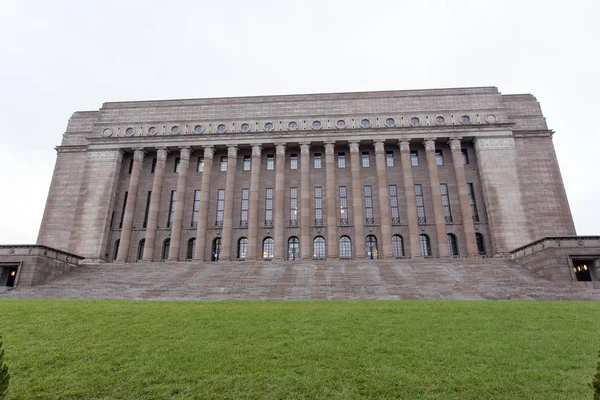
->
[[0, 0, 598, 244]]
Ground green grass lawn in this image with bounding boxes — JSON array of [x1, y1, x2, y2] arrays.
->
[[0, 300, 599, 399]]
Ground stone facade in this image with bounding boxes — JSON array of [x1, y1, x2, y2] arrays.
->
[[36, 87, 576, 263]]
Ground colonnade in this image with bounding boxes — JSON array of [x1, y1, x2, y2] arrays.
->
[[115, 138, 479, 262]]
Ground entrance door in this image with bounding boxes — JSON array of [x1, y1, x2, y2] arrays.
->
[[365, 235, 378, 260], [1, 266, 18, 287], [573, 260, 593, 281], [212, 237, 222, 261]]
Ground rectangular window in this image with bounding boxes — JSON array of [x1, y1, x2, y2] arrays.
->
[[174, 157, 181, 173], [462, 149, 469, 165], [191, 190, 201, 228], [167, 190, 176, 228], [215, 189, 225, 226], [220, 156, 227, 172], [314, 153, 322, 169], [290, 154, 298, 169], [386, 151, 394, 167], [314, 187, 323, 225], [410, 151, 419, 166], [362, 152, 370, 168], [467, 183, 480, 222], [119, 192, 128, 229], [440, 183, 452, 223], [389, 185, 400, 224], [197, 157, 204, 172], [265, 188, 274, 226], [243, 155, 251, 171], [151, 158, 157, 173], [339, 186, 348, 225], [435, 150, 444, 166], [143, 191, 152, 228], [415, 184, 426, 224], [267, 155, 274, 170], [128, 158, 134, 174], [290, 187, 298, 226], [240, 188, 249, 226], [364, 185, 374, 224], [338, 152, 346, 168]]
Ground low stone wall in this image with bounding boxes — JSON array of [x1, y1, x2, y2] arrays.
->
[[510, 236, 600, 288], [0, 245, 83, 287]]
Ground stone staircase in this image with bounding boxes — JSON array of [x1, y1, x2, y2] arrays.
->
[[2, 258, 599, 300]]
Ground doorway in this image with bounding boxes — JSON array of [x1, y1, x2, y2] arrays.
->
[[1, 265, 18, 288], [572, 259, 595, 282], [212, 237, 222, 261]]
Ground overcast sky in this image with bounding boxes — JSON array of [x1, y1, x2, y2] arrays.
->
[[1, 0, 598, 244]]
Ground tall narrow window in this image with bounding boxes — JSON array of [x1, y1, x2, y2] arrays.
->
[[128, 158, 134, 174], [339, 236, 352, 258], [447, 234, 459, 256], [267, 155, 274, 170], [364, 185, 374, 225], [435, 150, 444, 166], [238, 237, 248, 260], [392, 235, 404, 257], [290, 154, 298, 169], [313, 236, 326, 259], [386, 151, 394, 167], [314, 186, 323, 226], [191, 189, 201, 227], [265, 188, 273, 226], [288, 237, 300, 260], [420, 234, 431, 257], [197, 157, 204, 172], [220, 156, 227, 172], [151, 158, 157, 173], [119, 192, 128, 229], [440, 183, 452, 223], [263, 237, 274, 259], [338, 152, 346, 168], [162, 239, 170, 260], [410, 151, 419, 166], [143, 191, 152, 228], [461, 149, 469, 165], [167, 190, 176, 228], [362, 152, 370, 168], [174, 158, 181, 173], [467, 183, 480, 222], [243, 155, 251, 171], [137, 239, 145, 261], [240, 188, 249, 226], [314, 153, 322, 169], [289, 187, 298, 226], [415, 184, 426, 224], [476, 233, 486, 256], [215, 189, 225, 227], [187, 238, 196, 259], [339, 186, 348, 225], [389, 185, 400, 225]]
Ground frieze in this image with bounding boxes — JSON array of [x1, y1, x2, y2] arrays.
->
[[474, 137, 515, 150], [86, 150, 122, 161]]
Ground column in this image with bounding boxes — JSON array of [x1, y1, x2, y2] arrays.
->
[[324, 142, 337, 259], [423, 139, 449, 257], [274, 144, 286, 260], [247, 144, 262, 260], [374, 140, 393, 259], [168, 147, 191, 261], [220, 145, 238, 260], [449, 138, 479, 256], [398, 140, 421, 258], [116, 148, 145, 262], [349, 141, 365, 258], [194, 146, 214, 260], [300, 143, 311, 259], [142, 148, 168, 261]]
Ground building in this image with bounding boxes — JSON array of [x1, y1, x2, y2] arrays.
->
[[35, 86, 577, 265]]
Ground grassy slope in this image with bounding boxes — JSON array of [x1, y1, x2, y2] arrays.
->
[[0, 300, 599, 399]]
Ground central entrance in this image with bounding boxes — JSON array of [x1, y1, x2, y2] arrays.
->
[[212, 237, 222, 261], [365, 235, 378, 260], [572, 259, 595, 281], [1, 265, 18, 288]]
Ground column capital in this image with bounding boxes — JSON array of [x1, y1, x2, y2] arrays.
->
[[251, 144, 262, 158], [133, 148, 146, 162], [156, 147, 169, 160], [373, 140, 385, 154], [422, 139, 436, 153], [324, 142, 335, 156], [448, 138, 462, 152], [398, 140, 411, 153], [203, 146, 215, 160], [227, 145, 238, 158], [275, 143, 286, 157], [179, 147, 191, 161], [349, 141, 360, 154], [300, 142, 310, 156]]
